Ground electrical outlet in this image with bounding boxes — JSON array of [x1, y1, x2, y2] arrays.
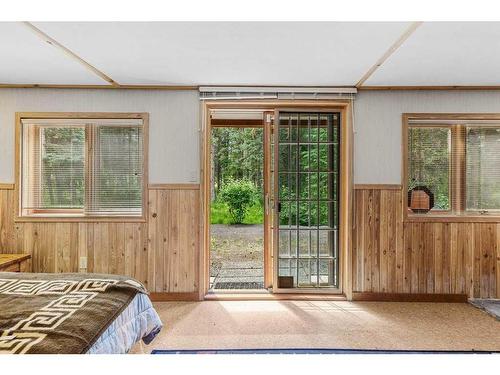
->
[[79, 256, 87, 270]]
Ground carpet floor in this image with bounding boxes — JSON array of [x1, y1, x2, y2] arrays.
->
[[131, 300, 500, 353]]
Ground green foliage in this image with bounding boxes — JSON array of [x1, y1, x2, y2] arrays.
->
[[212, 128, 263, 199], [277, 145, 338, 228], [211, 201, 263, 225], [40, 126, 142, 210], [408, 127, 450, 210], [218, 179, 258, 224], [41, 127, 85, 208]]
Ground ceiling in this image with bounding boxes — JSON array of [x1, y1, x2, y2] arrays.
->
[[1, 21, 499, 88]]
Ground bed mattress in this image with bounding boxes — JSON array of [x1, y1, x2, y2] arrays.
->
[[87, 292, 162, 354]]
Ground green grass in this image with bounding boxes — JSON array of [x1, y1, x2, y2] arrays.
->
[[211, 201, 263, 225]]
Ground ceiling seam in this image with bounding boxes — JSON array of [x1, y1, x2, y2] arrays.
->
[[22, 22, 120, 87], [355, 21, 423, 88]]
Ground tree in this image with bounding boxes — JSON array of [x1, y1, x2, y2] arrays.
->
[[219, 180, 258, 224], [211, 128, 263, 201]]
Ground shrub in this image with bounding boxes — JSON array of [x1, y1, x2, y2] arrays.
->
[[219, 179, 258, 224]]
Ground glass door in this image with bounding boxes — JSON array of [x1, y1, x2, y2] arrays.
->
[[273, 111, 341, 291]]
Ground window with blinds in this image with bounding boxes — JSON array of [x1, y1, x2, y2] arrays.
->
[[20, 117, 145, 218], [466, 126, 500, 212], [407, 126, 451, 211], [405, 118, 500, 217]]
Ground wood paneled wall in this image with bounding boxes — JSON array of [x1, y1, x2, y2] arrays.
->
[[0, 186, 199, 295], [353, 188, 500, 298]]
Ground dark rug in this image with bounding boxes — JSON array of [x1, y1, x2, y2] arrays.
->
[[151, 348, 499, 354], [213, 282, 264, 289]]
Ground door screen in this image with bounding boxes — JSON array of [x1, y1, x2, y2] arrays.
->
[[274, 112, 340, 289]]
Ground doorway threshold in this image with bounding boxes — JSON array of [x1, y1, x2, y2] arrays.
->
[[204, 289, 347, 301]]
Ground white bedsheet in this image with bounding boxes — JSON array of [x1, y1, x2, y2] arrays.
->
[[86, 293, 162, 354]]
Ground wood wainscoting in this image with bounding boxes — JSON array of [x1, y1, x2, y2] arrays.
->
[[0, 184, 200, 300], [353, 186, 499, 299]]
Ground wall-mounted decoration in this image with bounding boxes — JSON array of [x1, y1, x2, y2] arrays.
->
[[408, 185, 434, 213]]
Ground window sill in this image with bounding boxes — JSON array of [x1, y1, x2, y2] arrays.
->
[[15, 215, 147, 223], [405, 214, 500, 223]]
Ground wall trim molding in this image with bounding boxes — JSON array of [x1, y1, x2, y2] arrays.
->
[[149, 292, 200, 302], [354, 184, 402, 190], [0, 183, 15, 190], [352, 292, 468, 303], [148, 183, 200, 190], [359, 85, 500, 91], [0, 84, 199, 90], [2, 182, 201, 191], [6, 84, 500, 92]]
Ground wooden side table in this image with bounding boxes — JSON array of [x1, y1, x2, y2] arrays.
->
[[0, 254, 31, 272]]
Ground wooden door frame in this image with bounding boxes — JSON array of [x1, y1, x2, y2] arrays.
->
[[200, 100, 353, 300]]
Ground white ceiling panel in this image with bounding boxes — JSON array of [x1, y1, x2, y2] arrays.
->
[[366, 22, 500, 86], [0, 22, 109, 85], [33, 22, 411, 86]]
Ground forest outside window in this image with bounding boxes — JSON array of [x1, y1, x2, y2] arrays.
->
[[17, 115, 147, 220], [404, 115, 500, 220]]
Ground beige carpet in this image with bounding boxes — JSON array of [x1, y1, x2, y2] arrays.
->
[[133, 300, 500, 353]]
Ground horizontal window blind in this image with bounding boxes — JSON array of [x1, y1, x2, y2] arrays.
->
[[466, 126, 500, 211], [20, 118, 144, 217], [407, 126, 451, 211], [88, 126, 143, 214], [22, 125, 85, 212]]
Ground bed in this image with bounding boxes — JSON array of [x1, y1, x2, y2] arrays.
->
[[0, 272, 162, 354]]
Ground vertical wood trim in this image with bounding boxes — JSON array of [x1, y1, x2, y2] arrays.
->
[[263, 111, 273, 289]]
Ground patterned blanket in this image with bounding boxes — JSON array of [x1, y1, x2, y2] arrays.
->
[[0, 272, 147, 354]]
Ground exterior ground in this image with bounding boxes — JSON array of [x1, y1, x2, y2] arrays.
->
[[210, 224, 264, 289]]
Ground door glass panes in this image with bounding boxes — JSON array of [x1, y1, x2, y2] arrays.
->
[[276, 112, 340, 288]]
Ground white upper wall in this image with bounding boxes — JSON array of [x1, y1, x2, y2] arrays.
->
[[3, 89, 500, 185], [354, 90, 500, 184], [0, 89, 199, 183]]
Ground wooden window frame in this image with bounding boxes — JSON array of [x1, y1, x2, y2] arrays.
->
[[15, 112, 149, 223], [403, 113, 500, 223]]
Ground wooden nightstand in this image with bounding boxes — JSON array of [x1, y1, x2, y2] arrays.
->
[[0, 254, 31, 272]]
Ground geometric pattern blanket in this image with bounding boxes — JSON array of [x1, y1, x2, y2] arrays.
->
[[0, 272, 147, 354]]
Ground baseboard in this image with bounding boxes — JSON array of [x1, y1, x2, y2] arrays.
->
[[352, 292, 468, 303], [149, 292, 200, 302]]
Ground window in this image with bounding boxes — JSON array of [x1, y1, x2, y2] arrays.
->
[[404, 115, 500, 219], [407, 126, 451, 211], [17, 114, 147, 220], [466, 126, 500, 211]]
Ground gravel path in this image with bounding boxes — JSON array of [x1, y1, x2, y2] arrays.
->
[[210, 224, 264, 289]]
